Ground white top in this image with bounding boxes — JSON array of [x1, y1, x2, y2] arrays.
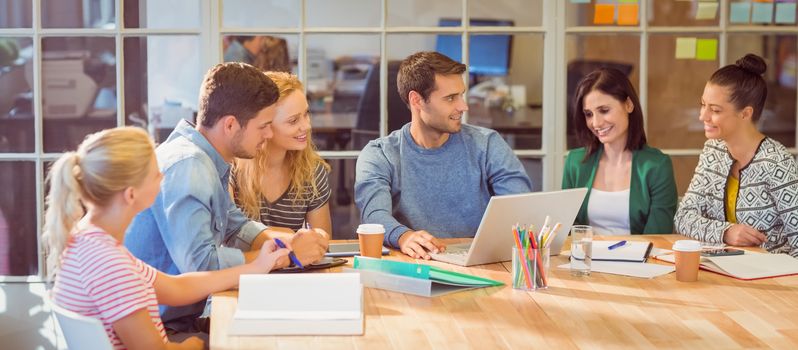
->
[[587, 188, 631, 236]]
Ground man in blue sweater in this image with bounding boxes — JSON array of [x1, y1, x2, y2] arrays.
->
[[355, 51, 533, 260]]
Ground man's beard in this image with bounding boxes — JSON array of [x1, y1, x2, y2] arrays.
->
[[230, 129, 257, 159]]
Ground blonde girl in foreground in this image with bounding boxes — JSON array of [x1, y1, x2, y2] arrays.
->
[[45, 127, 290, 350]]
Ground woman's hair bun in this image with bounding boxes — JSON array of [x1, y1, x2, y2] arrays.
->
[[735, 53, 767, 76]]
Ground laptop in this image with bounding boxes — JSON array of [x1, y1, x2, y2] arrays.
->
[[428, 188, 588, 266]]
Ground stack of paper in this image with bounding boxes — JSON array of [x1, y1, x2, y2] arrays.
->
[[557, 261, 674, 279], [229, 273, 363, 335]]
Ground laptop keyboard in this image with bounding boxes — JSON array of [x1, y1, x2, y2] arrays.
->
[[440, 245, 470, 256]]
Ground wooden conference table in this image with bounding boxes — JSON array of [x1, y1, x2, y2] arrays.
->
[[210, 235, 798, 349]]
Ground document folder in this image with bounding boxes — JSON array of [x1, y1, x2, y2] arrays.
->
[[349, 256, 503, 297]]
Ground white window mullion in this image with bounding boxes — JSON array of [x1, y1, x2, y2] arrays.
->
[[549, 0, 566, 191], [639, 0, 649, 137], [115, 0, 124, 127], [33, 0, 45, 280], [379, 0, 387, 137]]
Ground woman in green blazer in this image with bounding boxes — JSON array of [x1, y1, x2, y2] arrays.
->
[[562, 68, 677, 234]]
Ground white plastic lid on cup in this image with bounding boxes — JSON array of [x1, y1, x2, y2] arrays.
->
[[672, 240, 702, 252], [357, 224, 385, 234]]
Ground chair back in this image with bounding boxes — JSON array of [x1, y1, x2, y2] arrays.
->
[[50, 300, 114, 350]]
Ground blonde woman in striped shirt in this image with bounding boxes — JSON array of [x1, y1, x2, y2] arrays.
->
[[232, 72, 333, 237], [44, 127, 290, 350]]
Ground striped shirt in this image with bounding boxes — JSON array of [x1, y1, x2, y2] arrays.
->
[[233, 162, 331, 231], [52, 228, 167, 349]]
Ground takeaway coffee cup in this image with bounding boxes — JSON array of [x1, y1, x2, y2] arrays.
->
[[672, 240, 702, 282], [357, 224, 385, 259]]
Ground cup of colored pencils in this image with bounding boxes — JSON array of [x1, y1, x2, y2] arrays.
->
[[510, 222, 560, 290]]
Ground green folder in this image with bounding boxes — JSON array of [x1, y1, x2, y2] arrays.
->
[[353, 256, 503, 289]]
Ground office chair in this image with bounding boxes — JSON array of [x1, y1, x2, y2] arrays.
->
[[333, 61, 411, 207], [352, 60, 410, 150], [566, 60, 634, 147], [50, 299, 114, 350]]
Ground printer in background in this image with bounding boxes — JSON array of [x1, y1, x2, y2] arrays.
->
[[32, 50, 114, 119]]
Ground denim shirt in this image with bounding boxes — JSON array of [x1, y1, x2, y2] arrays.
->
[[125, 119, 266, 331]]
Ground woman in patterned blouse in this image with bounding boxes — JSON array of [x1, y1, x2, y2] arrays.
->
[[675, 54, 798, 257], [231, 72, 333, 237]]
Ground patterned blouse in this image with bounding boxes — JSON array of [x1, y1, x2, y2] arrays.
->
[[674, 138, 798, 257]]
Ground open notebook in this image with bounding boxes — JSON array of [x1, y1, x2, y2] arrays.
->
[[655, 251, 798, 280]]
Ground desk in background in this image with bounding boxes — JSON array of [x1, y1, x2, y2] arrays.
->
[[309, 105, 542, 151], [210, 235, 798, 349]]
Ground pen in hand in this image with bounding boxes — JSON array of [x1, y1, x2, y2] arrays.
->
[[273, 238, 304, 269], [608, 240, 627, 250]]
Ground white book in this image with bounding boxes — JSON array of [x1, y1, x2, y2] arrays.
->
[[229, 273, 363, 335], [654, 251, 798, 280]]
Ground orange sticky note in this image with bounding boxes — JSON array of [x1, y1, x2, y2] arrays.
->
[[617, 4, 639, 25], [594, 4, 616, 25]]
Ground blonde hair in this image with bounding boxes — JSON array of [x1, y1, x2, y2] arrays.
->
[[232, 71, 330, 220], [43, 127, 155, 280]]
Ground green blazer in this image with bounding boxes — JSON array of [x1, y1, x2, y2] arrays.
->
[[562, 145, 678, 234]]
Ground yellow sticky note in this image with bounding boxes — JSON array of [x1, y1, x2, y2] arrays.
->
[[594, 4, 616, 25], [695, 1, 719, 20], [675, 37, 697, 59], [617, 4, 639, 25], [696, 39, 718, 61]]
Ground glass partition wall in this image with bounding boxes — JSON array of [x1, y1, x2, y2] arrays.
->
[[0, 0, 795, 279]]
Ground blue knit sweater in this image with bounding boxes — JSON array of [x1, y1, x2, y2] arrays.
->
[[355, 123, 533, 248]]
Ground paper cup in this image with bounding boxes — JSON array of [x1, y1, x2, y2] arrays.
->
[[357, 224, 385, 259], [672, 240, 701, 282]]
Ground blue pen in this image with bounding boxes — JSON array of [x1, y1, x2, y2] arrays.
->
[[274, 238, 304, 268], [608, 240, 627, 250]]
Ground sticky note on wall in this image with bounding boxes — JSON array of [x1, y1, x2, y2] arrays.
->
[[751, 2, 775, 23], [730, 2, 753, 23], [594, 4, 616, 24], [696, 2, 719, 20], [617, 4, 639, 25], [696, 39, 718, 61], [775, 2, 797, 24], [675, 37, 697, 59]]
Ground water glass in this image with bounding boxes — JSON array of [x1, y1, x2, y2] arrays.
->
[[570, 225, 593, 276]]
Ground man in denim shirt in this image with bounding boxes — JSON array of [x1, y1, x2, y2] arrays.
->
[[125, 63, 328, 334]]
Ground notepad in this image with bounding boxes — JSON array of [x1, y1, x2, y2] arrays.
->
[[571, 240, 653, 263], [229, 273, 363, 335], [654, 251, 798, 280], [349, 256, 503, 297]]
